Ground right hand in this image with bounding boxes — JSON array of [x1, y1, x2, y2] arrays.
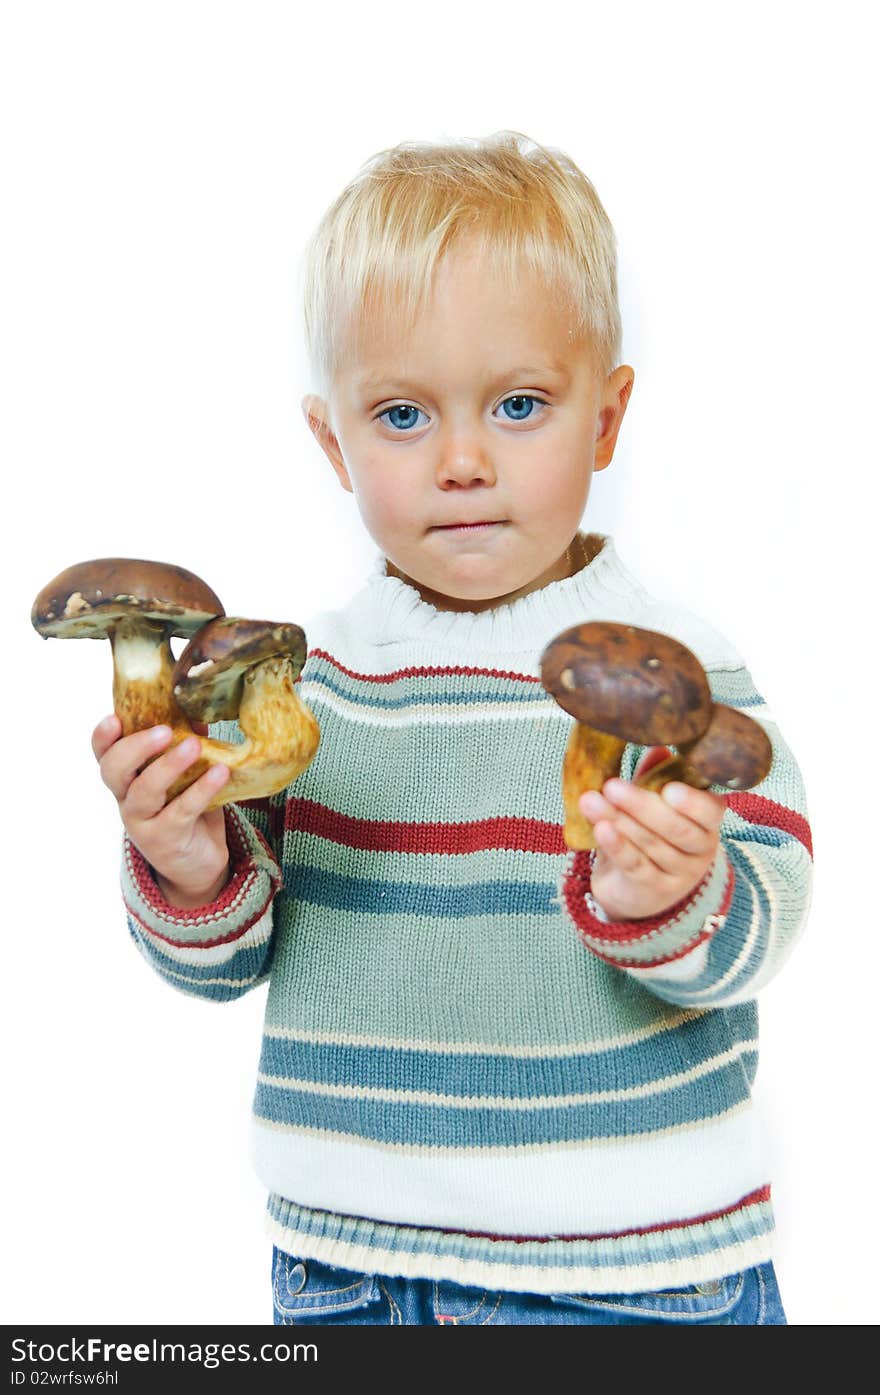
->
[[92, 715, 232, 908]]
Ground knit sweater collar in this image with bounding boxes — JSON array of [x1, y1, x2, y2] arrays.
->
[[345, 532, 649, 655]]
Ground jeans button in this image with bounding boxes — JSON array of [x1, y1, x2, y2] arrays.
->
[[695, 1279, 721, 1295], [286, 1262, 307, 1296]]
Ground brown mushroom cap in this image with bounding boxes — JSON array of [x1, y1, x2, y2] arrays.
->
[[172, 618, 308, 724], [540, 621, 713, 746], [678, 702, 774, 790], [31, 558, 224, 639]]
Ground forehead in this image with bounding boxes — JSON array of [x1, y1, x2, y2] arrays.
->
[[338, 242, 593, 389]]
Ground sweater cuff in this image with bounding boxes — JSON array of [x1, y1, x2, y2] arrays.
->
[[559, 843, 734, 969], [121, 805, 282, 948]]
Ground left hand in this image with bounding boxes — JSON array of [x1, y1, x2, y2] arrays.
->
[[579, 773, 727, 921]]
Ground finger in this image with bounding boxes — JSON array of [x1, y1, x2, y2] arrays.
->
[[580, 790, 615, 822], [594, 805, 698, 876], [99, 725, 174, 800], [660, 782, 727, 834], [600, 779, 722, 855], [91, 714, 122, 761], [593, 819, 651, 876], [123, 734, 206, 820], [163, 761, 231, 824], [581, 790, 656, 861], [582, 785, 715, 872], [582, 789, 687, 870]]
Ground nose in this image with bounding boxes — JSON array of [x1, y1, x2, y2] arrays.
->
[[435, 424, 497, 488]]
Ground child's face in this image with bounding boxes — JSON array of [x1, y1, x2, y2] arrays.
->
[[304, 240, 634, 612]]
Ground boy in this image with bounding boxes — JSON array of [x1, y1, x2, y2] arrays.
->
[[94, 131, 811, 1324]]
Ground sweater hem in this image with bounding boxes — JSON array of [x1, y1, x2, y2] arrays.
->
[[264, 1191, 775, 1295]]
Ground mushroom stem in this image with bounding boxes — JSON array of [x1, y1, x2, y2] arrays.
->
[[110, 619, 194, 736], [166, 658, 320, 808], [562, 723, 627, 851], [631, 749, 691, 793]]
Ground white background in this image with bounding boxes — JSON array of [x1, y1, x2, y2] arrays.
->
[[2, 0, 876, 1326]]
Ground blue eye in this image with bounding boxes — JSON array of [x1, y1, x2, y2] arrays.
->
[[376, 394, 548, 432], [499, 394, 545, 421], [378, 404, 428, 432]]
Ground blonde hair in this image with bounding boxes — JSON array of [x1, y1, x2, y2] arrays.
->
[[300, 130, 622, 404]]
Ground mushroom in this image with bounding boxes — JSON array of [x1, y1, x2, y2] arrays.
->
[[540, 621, 773, 850], [31, 557, 225, 735], [540, 621, 714, 851], [31, 558, 320, 809], [631, 701, 773, 794], [168, 616, 320, 807]]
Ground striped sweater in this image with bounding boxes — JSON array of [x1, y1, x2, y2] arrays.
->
[[121, 532, 813, 1295]]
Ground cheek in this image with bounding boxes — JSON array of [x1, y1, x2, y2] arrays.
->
[[515, 440, 593, 510], [351, 458, 418, 528]]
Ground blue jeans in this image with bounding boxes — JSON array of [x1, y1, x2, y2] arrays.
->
[[271, 1247, 787, 1325]]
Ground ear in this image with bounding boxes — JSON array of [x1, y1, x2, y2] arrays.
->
[[301, 394, 353, 493], [594, 366, 635, 471]]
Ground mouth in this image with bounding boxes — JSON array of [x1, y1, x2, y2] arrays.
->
[[433, 520, 507, 532]]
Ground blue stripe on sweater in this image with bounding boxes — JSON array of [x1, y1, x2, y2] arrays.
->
[[254, 1053, 757, 1146], [285, 842, 798, 919], [715, 693, 765, 710], [702, 844, 773, 1000], [305, 675, 551, 712], [259, 1003, 757, 1100], [287, 865, 559, 916], [302, 659, 768, 715], [727, 823, 798, 850], [127, 921, 268, 999]]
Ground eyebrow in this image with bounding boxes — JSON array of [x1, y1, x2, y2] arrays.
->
[[357, 364, 571, 391]]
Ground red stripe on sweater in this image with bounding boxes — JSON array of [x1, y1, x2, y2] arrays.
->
[[285, 796, 810, 864], [308, 647, 542, 685], [126, 893, 272, 951], [284, 797, 567, 854], [584, 924, 720, 970], [726, 792, 813, 857], [454, 1185, 772, 1245]]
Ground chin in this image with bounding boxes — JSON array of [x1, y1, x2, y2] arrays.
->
[[441, 571, 509, 597]]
